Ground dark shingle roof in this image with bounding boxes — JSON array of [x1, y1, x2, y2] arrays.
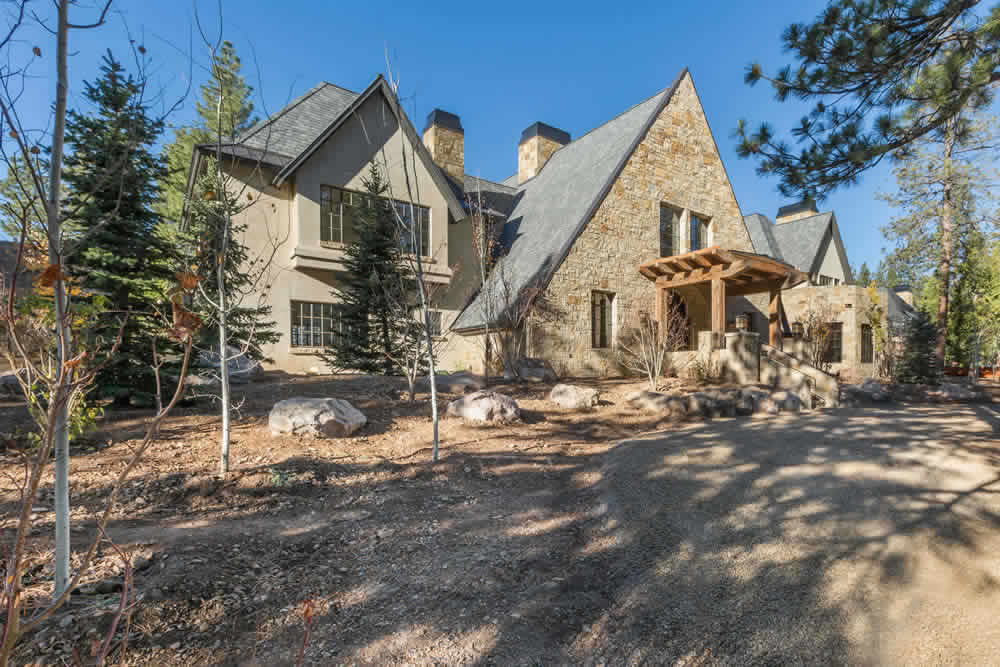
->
[[462, 175, 520, 218], [453, 70, 687, 332], [768, 212, 833, 273], [742, 213, 783, 261], [237, 82, 359, 161]]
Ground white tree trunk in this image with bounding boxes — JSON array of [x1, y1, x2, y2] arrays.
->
[[49, 0, 71, 597]]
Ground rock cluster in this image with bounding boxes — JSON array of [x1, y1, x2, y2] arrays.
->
[[626, 386, 804, 421]]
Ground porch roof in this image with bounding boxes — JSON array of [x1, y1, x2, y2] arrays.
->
[[638, 246, 808, 296]]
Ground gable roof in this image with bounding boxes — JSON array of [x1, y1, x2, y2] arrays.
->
[[452, 69, 688, 332], [194, 76, 467, 221], [769, 212, 835, 274], [742, 210, 856, 282]]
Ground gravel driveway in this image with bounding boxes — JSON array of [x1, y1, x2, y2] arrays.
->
[[591, 403, 1000, 665]]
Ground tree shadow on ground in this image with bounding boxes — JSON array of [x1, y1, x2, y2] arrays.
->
[[12, 403, 1000, 665]]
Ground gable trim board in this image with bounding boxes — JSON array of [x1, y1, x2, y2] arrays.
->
[[451, 67, 690, 334]]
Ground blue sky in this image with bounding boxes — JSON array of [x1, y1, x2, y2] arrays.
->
[[5, 0, 943, 271]]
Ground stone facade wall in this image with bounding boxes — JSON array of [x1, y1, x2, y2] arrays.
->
[[422, 125, 465, 184], [780, 285, 884, 383], [518, 135, 564, 184], [529, 73, 754, 377]]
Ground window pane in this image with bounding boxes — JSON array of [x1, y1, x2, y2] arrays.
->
[[660, 205, 680, 257]]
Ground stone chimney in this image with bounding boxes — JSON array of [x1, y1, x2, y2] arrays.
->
[[775, 198, 819, 224], [518, 122, 570, 184], [893, 284, 914, 307], [422, 109, 464, 183]]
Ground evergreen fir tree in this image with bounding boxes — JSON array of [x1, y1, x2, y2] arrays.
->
[[894, 310, 940, 385], [323, 163, 413, 375], [159, 41, 256, 226], [854, 262, 873, 286], [185, 164, 280, 363], [63, 52, 172, 402]]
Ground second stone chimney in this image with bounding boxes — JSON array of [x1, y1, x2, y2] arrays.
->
[[422, 109, 464, 184], [518, 122, 570, 184], [775, 198, 819, 224]]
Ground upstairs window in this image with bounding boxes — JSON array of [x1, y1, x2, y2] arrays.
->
[[320, 184, 430, 255], [690, 213, 709, 251], [394, 200, 431, 256], [659, 204, 681, 257], [591, 291, 614, 349]]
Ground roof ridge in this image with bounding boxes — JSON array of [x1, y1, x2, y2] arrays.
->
[[319, 81, 359, 95], [565, 82, 678, 147], [465, 173, 518, 193]]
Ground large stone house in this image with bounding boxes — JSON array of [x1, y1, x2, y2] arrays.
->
[[190, 68, 910, 381]]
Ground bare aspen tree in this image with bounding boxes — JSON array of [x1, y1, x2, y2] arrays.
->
[[376, 60, 443, 460], [183, 16, 285, 474], [617, 294, 689, 390], [0, 0, 189, 598]]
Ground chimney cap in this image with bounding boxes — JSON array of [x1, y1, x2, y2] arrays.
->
[[892, 284, 912, 292], [423, 108, 463, 135], [776, 198, 818, 219], [519, 121, 570, 146]]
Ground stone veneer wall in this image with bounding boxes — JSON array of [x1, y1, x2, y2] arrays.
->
[[518, 135, 565, 184], [780, 285, 882, 383], [529, 73, 754, 377]]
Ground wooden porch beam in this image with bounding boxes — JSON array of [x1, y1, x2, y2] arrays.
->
[[655, 265, 725, 289]]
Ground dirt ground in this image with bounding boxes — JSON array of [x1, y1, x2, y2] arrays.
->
[[2, 374, 999, 665]]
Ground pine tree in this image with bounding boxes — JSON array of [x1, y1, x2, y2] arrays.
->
[[323, 163, 411, 375], [895, 310, 940, 385], [159, 41, 255, 226], [736, 1, 1000, 198], [855, 262, 873, 286], [63, 52, 172, 402]]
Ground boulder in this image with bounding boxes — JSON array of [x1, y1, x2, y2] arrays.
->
[[269, 397, 367, 437], [446, 391, 520, 423], [625, 390, 671, 412], [738, 387, 770, 415], [549, 384, 600, 410], [424, 372, 486, 394], [770, 390, 802, 413], [199, 345, 263, 383], [504, 358, 557, 384]]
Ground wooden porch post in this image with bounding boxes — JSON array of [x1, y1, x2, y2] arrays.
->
[[769, 288, 783, 349], [654, 286, 664, 329], [711, 278, 725, 346]]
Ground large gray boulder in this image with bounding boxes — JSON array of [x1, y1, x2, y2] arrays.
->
[[446, 391, 520, 423], [769, 390, 802, 413], [549, 384, 600, 410], [1, 369, 21, 395], [269, 397, 367, 437], [424, 372, 486, 394], [504, 358, 557, 384]]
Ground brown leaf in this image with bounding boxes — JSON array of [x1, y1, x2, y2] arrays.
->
[[176, 271, 200, 290], [38, 263, 67, 287], [32, 46, 41, 57], [63, 351, 87, 370], [137, 45, 146, 54], [203, 190, 215, 201]]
